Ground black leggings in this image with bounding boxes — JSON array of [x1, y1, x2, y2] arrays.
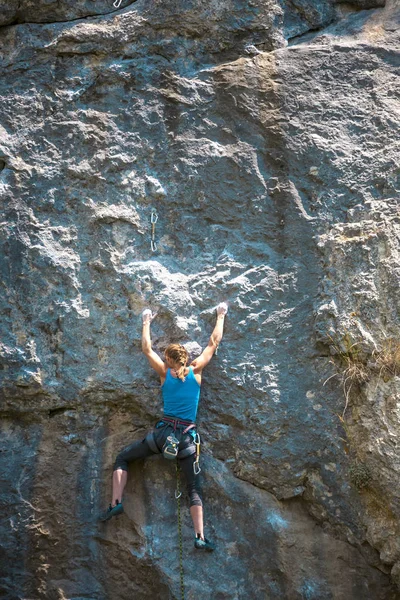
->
[[113, 435, 202, 507]]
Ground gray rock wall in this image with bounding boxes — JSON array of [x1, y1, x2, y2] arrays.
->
[[0, 0, 399, 598]]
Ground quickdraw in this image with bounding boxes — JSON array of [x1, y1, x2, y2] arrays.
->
[[193, 432, 201, 475], [150, 209, 158, 252]]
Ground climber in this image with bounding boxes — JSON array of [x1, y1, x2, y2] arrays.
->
[[99, 302, 228, 551]]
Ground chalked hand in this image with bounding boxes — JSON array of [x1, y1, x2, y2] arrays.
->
[[217, 302, 228, 316], [142, 308, 156, 323]]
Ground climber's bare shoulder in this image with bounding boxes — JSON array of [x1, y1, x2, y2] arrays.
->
[[144, 348, 168, 378], [191, 342, 216, 379], [190, 367, 202, 386]]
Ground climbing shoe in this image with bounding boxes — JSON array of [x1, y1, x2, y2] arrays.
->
[[194, 535, 215, 552], [98, 501, 124, 522]]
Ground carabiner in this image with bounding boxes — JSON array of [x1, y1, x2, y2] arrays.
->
[[113, 0, 123, 7], [150, 209, 158, 224], [175, 489, 182, 499], [193, 432, 201, 474], [151, 239, 157, 252]]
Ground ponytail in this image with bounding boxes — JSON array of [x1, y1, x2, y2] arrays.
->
[[165, 343, 188, 382], [175, 363, 186, 382]]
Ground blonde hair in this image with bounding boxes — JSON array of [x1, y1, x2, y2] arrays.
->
[[165, 344, 189, 382]]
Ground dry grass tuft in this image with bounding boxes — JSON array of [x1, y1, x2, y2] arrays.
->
[[372, 338, 400, 380], [324, 335, 369, 417], [325, 333, 400, 417]]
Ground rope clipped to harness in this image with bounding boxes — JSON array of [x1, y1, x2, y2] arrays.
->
[[176, 461, 185, 600]]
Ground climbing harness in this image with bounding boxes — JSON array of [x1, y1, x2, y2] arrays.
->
[[193, 432, 201, 475], [162, 417, 197, 458], [113, 0, 123, 7], [175, 461, 185, 600], [162, 434, 180, 460], [150, 208, 158, 252], [145, 418, 197, 459]]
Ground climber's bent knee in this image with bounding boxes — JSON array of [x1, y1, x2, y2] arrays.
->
[[187, 473, 203, 507], [113, 437, 156, 471], [179, 453, 203, 507], [188, 485, 203, 507], [113, 464, 128, 472], [113, 460, 129, 472]]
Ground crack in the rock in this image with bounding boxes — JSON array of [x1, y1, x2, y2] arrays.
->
[[0, 0, 138, 30], [287, 3, 383, 46], [288, 23, 332, 45], [48, 406, 76, 418]]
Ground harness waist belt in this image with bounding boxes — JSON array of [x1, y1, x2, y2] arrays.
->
[[162, 416, 196, 436], [163, 416, 196, 428]]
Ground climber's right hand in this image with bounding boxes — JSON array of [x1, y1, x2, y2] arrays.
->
[[216, 302, 228, 316], [142, 308, 156, 324]]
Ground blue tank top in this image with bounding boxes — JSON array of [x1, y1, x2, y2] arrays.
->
[[162, 367, 201, 423]]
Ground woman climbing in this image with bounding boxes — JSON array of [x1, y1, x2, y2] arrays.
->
[[99, 302, 228, 551]]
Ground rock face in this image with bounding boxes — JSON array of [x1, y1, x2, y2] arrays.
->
[[0, 0, 399, 598]]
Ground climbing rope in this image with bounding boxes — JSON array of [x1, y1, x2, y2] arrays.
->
[[150, 208, 158, 252], [175, 461, 185, 600]]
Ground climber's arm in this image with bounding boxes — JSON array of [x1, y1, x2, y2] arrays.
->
[[191, 303, 228, 373], [141, 310, 167, 377]]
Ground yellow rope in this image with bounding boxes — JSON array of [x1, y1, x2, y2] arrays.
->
[[176, 461, 185, 600]]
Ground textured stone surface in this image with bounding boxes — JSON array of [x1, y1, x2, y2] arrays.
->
[[0, 1, 134, 27], [0, 0, 399, 598], [316, 197, 400, 587]]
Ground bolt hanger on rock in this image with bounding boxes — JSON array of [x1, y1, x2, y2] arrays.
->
[[150, 208, 158, 252]]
